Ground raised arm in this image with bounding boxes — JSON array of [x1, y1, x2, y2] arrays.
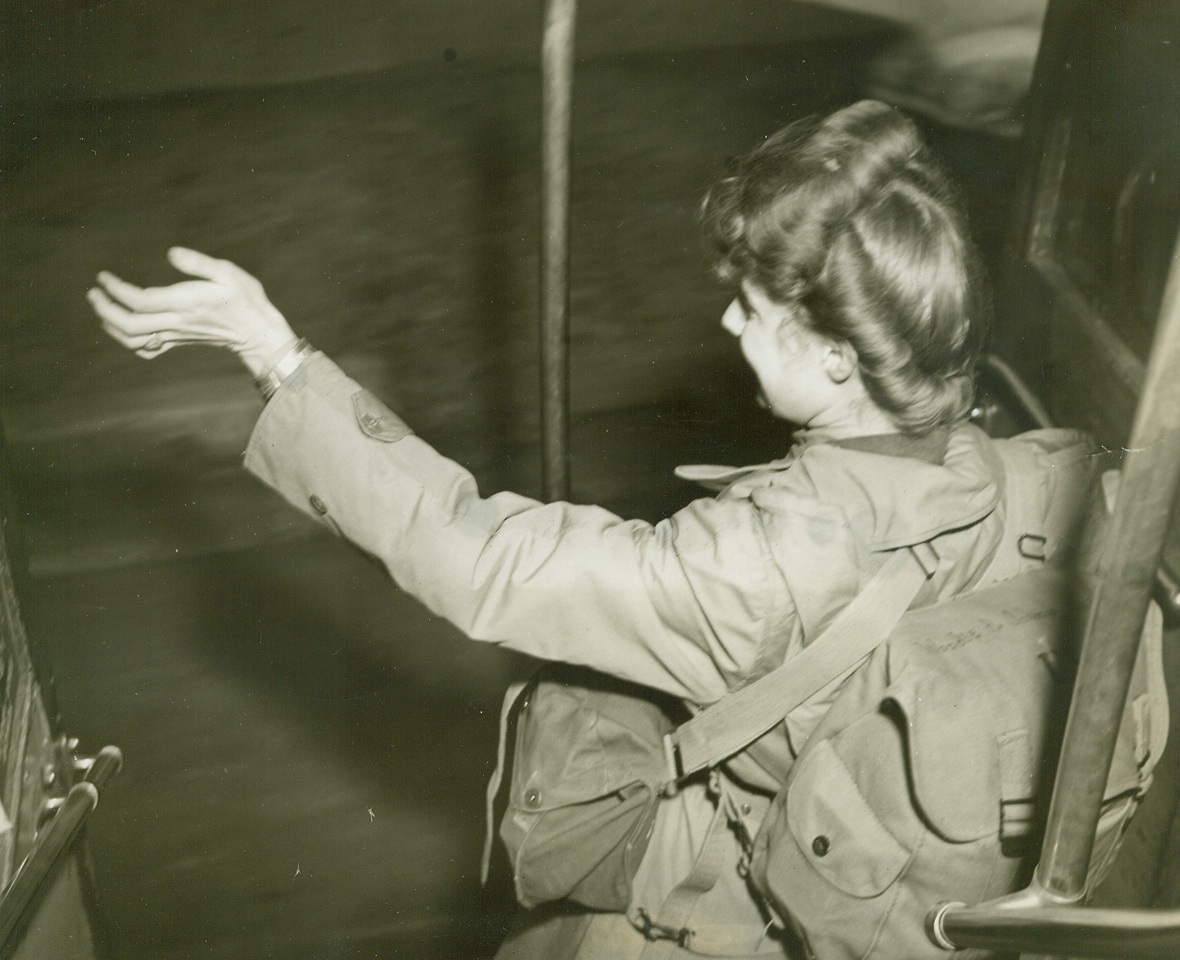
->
[[88, 250, 793, 704]]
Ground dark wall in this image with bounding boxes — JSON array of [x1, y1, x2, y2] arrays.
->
[[1, 0, 874, 104]]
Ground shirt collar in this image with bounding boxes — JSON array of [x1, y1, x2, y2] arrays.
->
[[829, 426, 951, 465]]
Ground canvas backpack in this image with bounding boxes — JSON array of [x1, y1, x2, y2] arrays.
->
[[745, 568, 1166, 960], [490, 429, 1168, 959]]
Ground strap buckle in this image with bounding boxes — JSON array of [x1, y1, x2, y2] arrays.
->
[[1018, 533, 1048, 561], [634, 908, 693, 947], [662, 733, 684, 797], [909, 541, 941, 579]]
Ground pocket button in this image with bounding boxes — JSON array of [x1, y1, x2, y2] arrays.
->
[[524, 788, 542, 808]]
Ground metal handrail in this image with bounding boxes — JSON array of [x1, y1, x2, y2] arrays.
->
[[0, 783, 98, 952], [0, 744, 123, 954], [929, 896, 1180, 959], [929, 189, 1180, 958], [79, 744, 124, 793]]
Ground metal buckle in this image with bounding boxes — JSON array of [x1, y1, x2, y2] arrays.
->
[[662, 732, 683, 796], [910, 541, 941, 578], [634, 908, 693, 947], [1018, 534, 1048, 561]]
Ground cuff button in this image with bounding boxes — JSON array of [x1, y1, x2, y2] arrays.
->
[[309, 495, 329, 515]]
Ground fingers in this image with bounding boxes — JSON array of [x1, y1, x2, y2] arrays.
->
[[88, 284, 132, 330], [135, 338, 184, 359], [168, 246, 229, 281], [89, 287, 179, 358], [94, 269, 209, 315], [171, 247, 273, 305], [88, 284, 169, 335], [96, 247, 250, 312], [89, 249, 289, 368]]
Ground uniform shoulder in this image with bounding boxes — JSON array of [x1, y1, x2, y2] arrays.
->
[[778, 423, 1003, 550]]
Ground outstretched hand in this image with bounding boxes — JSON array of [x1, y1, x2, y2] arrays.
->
[[89, 247, 299, 379]]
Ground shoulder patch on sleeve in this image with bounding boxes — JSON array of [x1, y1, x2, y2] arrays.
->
[[352, 390, 413, 443]]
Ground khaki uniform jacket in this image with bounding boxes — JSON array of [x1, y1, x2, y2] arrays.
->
[[244, 353, 1014, 958], [246, 354, 1009, 709]]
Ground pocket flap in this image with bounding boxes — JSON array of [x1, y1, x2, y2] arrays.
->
[[513, 668, 675, 810], [886, 675, 1012, 842], [882, 572, 1067, 841], [787, 739, 909, 897]]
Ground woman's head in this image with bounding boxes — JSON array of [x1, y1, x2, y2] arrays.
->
[[702, 100, 988, 435]]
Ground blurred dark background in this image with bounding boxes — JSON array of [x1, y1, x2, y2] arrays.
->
[[0, 2, 1067, 959]]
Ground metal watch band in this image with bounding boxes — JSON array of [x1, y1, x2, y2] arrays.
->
[[255, 338, 315, 401]]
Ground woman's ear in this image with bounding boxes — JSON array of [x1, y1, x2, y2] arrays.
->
[[823, 340, 858, 384]]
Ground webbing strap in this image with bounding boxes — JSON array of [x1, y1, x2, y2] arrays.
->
[[997, 729, 1036, 843], [634, 797, 732, 959], [669, 545, 934, 780]]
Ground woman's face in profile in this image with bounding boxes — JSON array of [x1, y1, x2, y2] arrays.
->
[[721, 280, 837, 427]]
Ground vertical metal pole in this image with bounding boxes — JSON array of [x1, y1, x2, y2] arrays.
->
[[1036, 232, 1180, 901], [540, 0, 575, 501]]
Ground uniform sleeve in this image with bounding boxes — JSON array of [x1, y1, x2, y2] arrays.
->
[[243, 353, 796, 702]]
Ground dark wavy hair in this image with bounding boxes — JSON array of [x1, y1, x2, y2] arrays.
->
[[701, 100, 989, 435]]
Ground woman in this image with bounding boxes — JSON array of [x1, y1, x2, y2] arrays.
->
[[90, 101, 1021, 958]]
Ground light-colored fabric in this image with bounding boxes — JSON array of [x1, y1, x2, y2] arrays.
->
[[751, 571, 1166, 960], [671, 547, 930, 778], [242, 353, 1034, 958], [245, 354, 1008, 713], [492, 783, 784, 960], [627, 778, 782, 957]]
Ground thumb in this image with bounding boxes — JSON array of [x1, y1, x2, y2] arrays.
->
[[168, 246, 225, 281]]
